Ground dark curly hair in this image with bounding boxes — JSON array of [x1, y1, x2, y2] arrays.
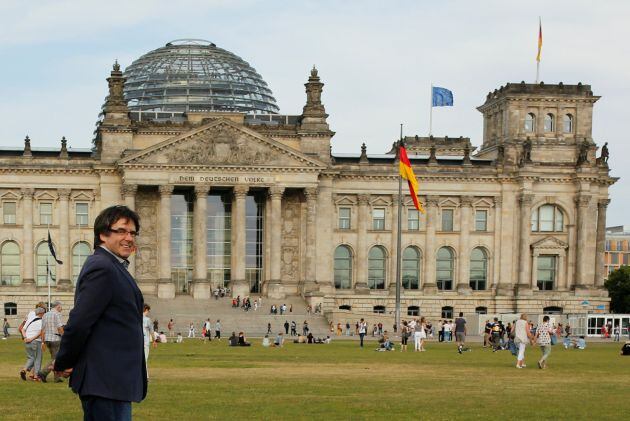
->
[[93, 205, 140, 247]]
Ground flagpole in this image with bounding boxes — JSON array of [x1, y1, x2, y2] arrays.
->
[[429, 84, 433, 136], [395, 124, 403, 332]]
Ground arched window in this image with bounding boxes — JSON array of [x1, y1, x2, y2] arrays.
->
[[475, 306, 488, 315], [531, 204, 564, 232], [524, 113, 535, 132], [338, 304, 352, 311], [441, 306, 453, 319], [543, 306, 563, 314], [4, 302, 18, 316], [72, 242, 91, 285], [402, 246, 421, 289], [0, 241, 20, 286], [469, 247, 488, 290], [436, 247, 454, 290], [36, 242, 56, 286], [544, 113, 554, 132], [368, 246, 386, 289], [334, 245, 352, 289], [407, 305, 420, 316], [373, 305, 386, 314], [563, 114, 573, 133]]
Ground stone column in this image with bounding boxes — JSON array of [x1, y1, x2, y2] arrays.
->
[[457, 196, 473, 294], [231, 185, 249, 298], [531, 252, 539, 290], [537, 105, 544, 137], [121, 184, 138, 277], [354, 194, 370, 292], [303, 187, 318, 294], [56, 189, 72, 289], [423, 195, 439, 294], [498, 186, 516, 296], [192, 185, 210, 299], [574, 194, 592, 292], [21, 188, 35, 285], [267, 186, 285, 299], [566, 223, 577, 290], [157, 185, 174, 299], [121, 184, 137, 210], [388, 193, 399, 295], [492, 196, 503, 292], [315, 175, 334, 293], [595, 199, 610, 288], [516, 193, 533, 295]]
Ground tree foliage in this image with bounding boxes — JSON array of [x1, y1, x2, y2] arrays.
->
[[604, 266, 630, 313]]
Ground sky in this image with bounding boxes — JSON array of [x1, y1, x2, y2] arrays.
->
[[0, 0, 628, 226]]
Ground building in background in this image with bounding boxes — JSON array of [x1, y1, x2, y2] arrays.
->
[[605, 225, 630, 276], [0, 40, 617, 325]]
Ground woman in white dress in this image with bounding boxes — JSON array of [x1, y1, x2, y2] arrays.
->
[[419, 317, 427, 351]]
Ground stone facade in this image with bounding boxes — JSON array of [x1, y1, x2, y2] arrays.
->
[[0, 65, 616, 327]]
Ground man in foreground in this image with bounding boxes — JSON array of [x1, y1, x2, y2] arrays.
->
[[39, 300, 64, 382], [54, 205, 147, 420], [454, 312, 467, 354]]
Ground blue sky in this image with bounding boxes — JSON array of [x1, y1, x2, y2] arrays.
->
[[1, 0, 628, 225]]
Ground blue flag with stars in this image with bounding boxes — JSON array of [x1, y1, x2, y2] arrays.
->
[[432, 87, 454, 107]]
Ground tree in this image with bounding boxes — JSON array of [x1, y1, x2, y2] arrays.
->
[[604, 266, 630, 313]]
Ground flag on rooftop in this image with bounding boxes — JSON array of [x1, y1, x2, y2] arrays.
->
[[536, 18, 543, 62], [399, 145, 425, 213], [432, 86, 454, 107], [47, 230, 63, 264]]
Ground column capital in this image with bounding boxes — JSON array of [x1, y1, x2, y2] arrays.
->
[[390, 193, 400, 205], [159, 185, 174, 196], [233, 185, 249, 198], [20, 188, 34, 199], [426, 195, 440, 206], [57, 188, 72, 200], [597, 198, 611, 209], [269, 186, 285, 200], [575, 195, 592, 208], [194, 185, 209, 197], [357, 194, 370, 205], [304, 187, 319, 201], [121, 184, 138, 197], [519, 193, 534, 206], [460, 195, 474, 207], [493, 195, 503, 207]]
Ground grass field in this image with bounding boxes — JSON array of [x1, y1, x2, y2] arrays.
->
[[1, 337, 628, 420]]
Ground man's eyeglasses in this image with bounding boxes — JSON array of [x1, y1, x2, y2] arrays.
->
[[107, 228, 139, 238]]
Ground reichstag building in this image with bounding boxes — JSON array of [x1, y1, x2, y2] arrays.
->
[[0, 39, 616, 321]]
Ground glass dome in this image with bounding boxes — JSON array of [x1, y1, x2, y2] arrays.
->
[[123, 39, 279, 114]]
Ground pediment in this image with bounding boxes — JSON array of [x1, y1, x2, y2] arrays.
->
[[473, 198, 494, 208], [120, 119, 325, 169], [531, 236, 568, 250], [370, 196, 391, 207], [439, 198, 459, 208], [0, 191, 20, 200], [335, 196, 356, 206], [71, 192, 92, 201], [35, 191, 56, 201]]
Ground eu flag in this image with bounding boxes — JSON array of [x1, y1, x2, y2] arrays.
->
[[432, 87, 454, 107]]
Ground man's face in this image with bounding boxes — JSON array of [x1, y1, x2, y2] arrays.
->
[[100, 217, 136, 259]]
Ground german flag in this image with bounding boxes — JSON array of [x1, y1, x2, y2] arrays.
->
[[536, 18, 543, 63], [399, 146, 425, 213]]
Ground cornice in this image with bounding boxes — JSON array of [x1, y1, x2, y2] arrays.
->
[[0, 167, 100, 175], [118, 163, 323, 174]]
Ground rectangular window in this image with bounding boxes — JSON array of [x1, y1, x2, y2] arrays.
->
[[407, 209, 419, 230], [624, 254, 629, 266], [339, 207, 351, 230], [611, 253, 619, 265], [537, 255, 556, 291], [605, 240, 611, 251], [617, 241, 624, 251], [75, 203, 89, 226], [441, 209, 453, 232], [3, 202, 16, 224], [475, 210, 488, 231], [40, 203, 53, 225], [372, 208, 385, 230]]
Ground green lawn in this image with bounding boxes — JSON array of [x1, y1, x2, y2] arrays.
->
[[1, 338, 628, 420]]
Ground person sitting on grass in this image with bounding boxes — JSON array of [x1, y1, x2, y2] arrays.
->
[[228, 332, 238, 347], [158, 331, 167, 344], [307, 332, 314, 343], [377, 331, 394, 351], [621, 341, 630, 356], [238, 332, 251, 347], [176, 332, 183, 343], [294, 334, 306, 344], [274, 332, 284, 347], [262, 335, 270, 347]]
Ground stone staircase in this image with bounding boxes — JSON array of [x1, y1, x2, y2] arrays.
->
[[145, 294, 331, 338]]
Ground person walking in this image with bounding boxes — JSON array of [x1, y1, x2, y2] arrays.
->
[[358, 318, 367, 348], [514, 313, 534, 368], [290, 320, 297, 336], [267, 322, 272, 335], [38, 301, 64, 382], [400, 321, 410, 352], [536, 315, 554, 369], [142, 304, 155, 379], [3, 317, 10, 339], [454, 312, 467, 354], [284, 320, 290, 335], [188, 322, 195, 338], [215, 320, 222, 340], [20, 306, 45, 381], [167, 319, 174, 337], [53, 205, 147, 419]]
